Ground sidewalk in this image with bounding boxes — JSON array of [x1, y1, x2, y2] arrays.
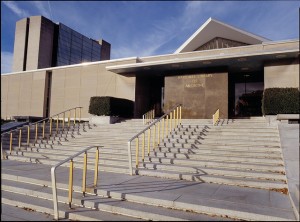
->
[[278, 123, 299, 220]]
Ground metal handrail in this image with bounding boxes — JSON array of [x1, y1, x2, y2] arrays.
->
[[127, 104, 182, 175], [51, 145, 102, 220], [142, 108, 155, 125], [1, 107, 82, 159]]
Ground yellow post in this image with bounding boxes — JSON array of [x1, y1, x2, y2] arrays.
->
[[74, 108, 76, 124], [82, 151, 87, 196], [157, 121, 160, 146], [42, 121, 45, 139], [49, 118, 52, 136], [35, 124, 38, 142], [27, 125, 30, 146], [68, 111, 71, 127], [79, 107, 81, 122], [153, 124, 156, 150], [162, 118, 165, 140], [94, 147, 99, 187], [63, 113, 65, 130], [179, 106, 182, 125], [176, 106, 179, 126], [56, 115, 59, 134], [10, 132, 12, 154], [147, 128, 150, 156], [170, 112, 172, 133], [142, 132, 145, 162], [166, 115, 168, 136], [68, 159, 74, 209], [19, 129, 22, 148], [135, 137, 139, 168]]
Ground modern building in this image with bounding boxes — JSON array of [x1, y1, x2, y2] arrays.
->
[[1, 17, 299, 120], [12, 15, 111, 72]]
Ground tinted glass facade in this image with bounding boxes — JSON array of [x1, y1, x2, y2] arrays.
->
[[56, 24, 101, 66]]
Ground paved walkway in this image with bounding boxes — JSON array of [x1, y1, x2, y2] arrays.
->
[[278, 123, 299, 220]]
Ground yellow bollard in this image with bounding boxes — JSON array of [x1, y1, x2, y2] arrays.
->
[[19, 129, 22, 148], [135, 137, 139, 168], [27, 125, 30, 146], [68, 159, 74, 209], [94, 147, 99, 187], [147, 128, 150, 156], [82, 151, 87, 196], [10, 132, 12, 154], [142, 132, 145, 162]]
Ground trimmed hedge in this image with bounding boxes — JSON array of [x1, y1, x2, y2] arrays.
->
[[262, 88, 299, 115], [88, 96, 134, 118]]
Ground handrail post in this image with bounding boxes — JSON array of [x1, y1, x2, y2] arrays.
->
[[68, 111, 71, 128], [153, 124, 156, 150], [142, 132, 145, 162], [63, 113, 65, 131], [27, 125, 30, 146], [74, 108, 76, 125], [56, 115, 59, 134], [147, 128, 150, 156], [19, 129, 22, 148], [9, 132, 12, 154], [35, 124, 38, 142], [157, 120, 160, 146], [42, 121, 45, 139], [170, 112, 172, 134], [173, 110, 176, 131], [50, 118, 52, 136], [162, 118, 165, 141], [94, 146, 99, 187], [82, 151, 87, 197], [179, 105, 182, 125], [51, 166, 59, 220], [79, 107, 81, 123], [166, 115, 169, 137], [135, 137, 139, 168], [68, 159, 74, 209], [176, 106, 179, 127], [127, 141, 133, 175]]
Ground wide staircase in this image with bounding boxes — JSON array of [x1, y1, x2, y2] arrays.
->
[[1, 110, 296, 220]]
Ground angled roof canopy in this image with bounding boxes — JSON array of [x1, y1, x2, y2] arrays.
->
[[175, 17, 270, 53]]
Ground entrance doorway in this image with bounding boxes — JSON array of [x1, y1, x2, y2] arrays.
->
[[229, 71, 264, 118], [134, 75, 164, 118]]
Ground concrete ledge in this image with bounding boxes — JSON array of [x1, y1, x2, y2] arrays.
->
[[89, 115, 120, 124]]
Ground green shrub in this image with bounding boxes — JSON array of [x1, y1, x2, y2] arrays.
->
[[262, 88, 299, 115], [88, 96, 134, 118]]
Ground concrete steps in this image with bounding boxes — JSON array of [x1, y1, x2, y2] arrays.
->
[[1, 162, 295, 221]]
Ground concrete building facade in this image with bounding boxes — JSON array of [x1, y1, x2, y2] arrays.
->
[[2, 17, 299, 120]]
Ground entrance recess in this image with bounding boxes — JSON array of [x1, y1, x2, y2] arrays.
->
[[229, 71, 264, 118]]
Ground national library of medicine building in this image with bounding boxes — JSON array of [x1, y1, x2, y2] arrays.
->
[[1, 16, 299, 120]]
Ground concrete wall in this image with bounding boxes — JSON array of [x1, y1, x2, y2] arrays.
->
[[264, 58, 299, 89], [50, 62, 136, 118], [164, 71, 228, 119], [12, 18, 28, 72], [1, 71, 47, 119]]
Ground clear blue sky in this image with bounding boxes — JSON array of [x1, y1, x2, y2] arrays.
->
[[1, 1, 299, 74]]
